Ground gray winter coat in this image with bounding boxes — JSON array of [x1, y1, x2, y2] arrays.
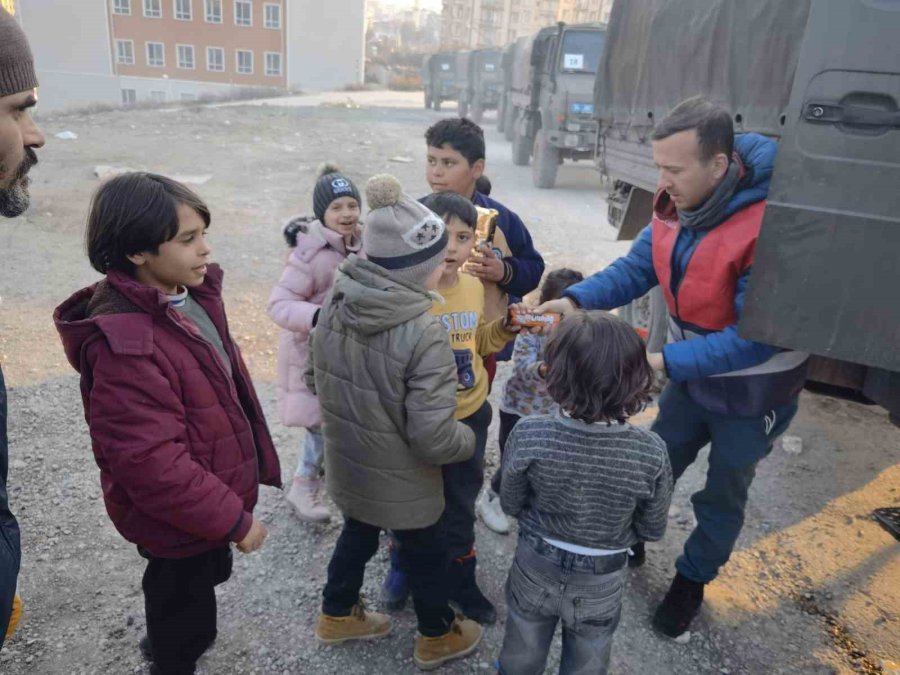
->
[[305, 256, 475, 530]]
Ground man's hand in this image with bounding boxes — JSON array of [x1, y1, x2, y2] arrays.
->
[[236, 516, 268, 554], [528, 297, 577, 335], [647, 352, 666, 373], [466, 245, 506, 283]]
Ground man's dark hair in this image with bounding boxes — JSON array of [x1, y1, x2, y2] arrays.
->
[[86, 172, 210, 275], [652, 96, 734, 162], [544, 311, 653, 424], [425, 118, 485, 165], [420, 191, 477, 230], [540, 268, 584, 304]]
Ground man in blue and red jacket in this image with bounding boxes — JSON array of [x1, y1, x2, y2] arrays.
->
[[538, 97, 807, 639]]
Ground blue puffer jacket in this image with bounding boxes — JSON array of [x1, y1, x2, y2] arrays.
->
[[564, 133, 780, 382]]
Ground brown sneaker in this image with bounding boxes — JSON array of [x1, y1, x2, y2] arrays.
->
[[315, 602, 392, 646], [413, 616, 483, 671]]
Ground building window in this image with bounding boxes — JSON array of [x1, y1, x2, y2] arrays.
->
[[174, 0, 191, 20], [204, 0, 222, 22], [206, 46, 225, 72], [265, 52, 282, 76], [177, 44, 195, 69], [150, 91, 166, 103], [121, 89, 137, 105], [146, 42, 165, 67], [236, 49, 253, 74], [112, 0, 131, 15], [143, 0, 162, 17], [264, 3, 280, 29], [116, 40, 135, 65], [235, 0, 252, 26]]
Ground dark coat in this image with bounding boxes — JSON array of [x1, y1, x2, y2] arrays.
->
[[54, 265, 281, 558]]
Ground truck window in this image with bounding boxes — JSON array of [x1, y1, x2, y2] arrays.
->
[[559, 30, 605, 74]]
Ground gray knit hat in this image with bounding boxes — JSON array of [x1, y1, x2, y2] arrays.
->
[[0, 8, 38, 98], [363, 174, 448, 286], [313, 162, 361, 224]]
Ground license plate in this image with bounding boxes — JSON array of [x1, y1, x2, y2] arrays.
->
[[571, 103, 594, 115]]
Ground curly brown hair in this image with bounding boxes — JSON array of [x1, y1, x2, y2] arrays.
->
[[544, 311, 653, 424]]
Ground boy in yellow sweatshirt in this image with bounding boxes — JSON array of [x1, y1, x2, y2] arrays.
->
[[381, 191, 518, 625]]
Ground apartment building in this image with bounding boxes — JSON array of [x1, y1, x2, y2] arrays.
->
[[12, 0, 366, 111], [441, 0, 609, 50]]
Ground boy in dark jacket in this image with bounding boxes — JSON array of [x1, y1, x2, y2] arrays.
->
[[54, 173, 281, 675]]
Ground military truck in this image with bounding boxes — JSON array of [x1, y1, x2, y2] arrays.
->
[[593, 0, 899, 419], [422, 52, 458, 112], [506, 22, 606, 189], [457, 48, 502, 124], [497, 36, 530, 140]]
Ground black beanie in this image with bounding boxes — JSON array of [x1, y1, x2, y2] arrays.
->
[[312, 163, 361, 224]]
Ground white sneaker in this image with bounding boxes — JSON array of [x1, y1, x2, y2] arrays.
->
[[477, 490, 510, 535], [286, 476, 331, 523]]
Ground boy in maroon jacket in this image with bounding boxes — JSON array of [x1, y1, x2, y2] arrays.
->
[[54, 173, 281, 675]]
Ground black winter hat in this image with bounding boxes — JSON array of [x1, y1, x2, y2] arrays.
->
[[312, 163, 361, 224]]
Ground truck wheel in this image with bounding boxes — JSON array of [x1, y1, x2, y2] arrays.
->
[[503, 104, 516, 141], [471, 101, 484, 124], [532, 130, 559, 189], [512, 127, 531, 166], [424, 93, 432, 109], [434, 99, 442, 112], [458, 98, 469, 118], [496, 98, 506, 132], [620, 285, 669, 355]]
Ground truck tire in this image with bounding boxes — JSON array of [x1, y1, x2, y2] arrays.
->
[[503, 104, 516, 141], [471, 100, 484, 124], [512, 127, 531, 166], [434, 99, 442, 112], [424, 92, 432, 109], [496, 98, 506, 132], [620, 285, 668, 354], [532, 130, 559, 189], [458, 98, 469, 118]]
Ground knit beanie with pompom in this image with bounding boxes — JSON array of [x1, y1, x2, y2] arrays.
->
[[363, 174, 448, 287], [312, 162, 361, 224]]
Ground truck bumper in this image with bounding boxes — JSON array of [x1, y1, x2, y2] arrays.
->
[[547, 129, 597, 152]]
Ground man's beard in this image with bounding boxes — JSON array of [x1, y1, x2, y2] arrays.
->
[[0, 148, 38, 218]]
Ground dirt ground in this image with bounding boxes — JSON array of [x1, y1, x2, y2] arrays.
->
[[0, 90, 897, 674]]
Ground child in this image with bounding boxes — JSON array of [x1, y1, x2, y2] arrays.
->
[[268, 163, 363, 523], [423, 118, 545, 374], [381, 191, 519, 625], [306, 175, 482, 671], [476, 268, 584, 535], [54, 173, 281, 675], [497, 311, 674, 675]]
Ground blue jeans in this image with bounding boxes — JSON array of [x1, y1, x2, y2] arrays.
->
[[498, 532, 628, 675], [295, 428, 324, 479], [652, 382, 799, 583]]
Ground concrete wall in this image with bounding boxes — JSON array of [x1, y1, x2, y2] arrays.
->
[[286, 0, 367, 91]]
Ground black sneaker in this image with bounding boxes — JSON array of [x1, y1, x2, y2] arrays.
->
[[628, 542, 646, 568], [449, 556, 497, 625], [652, 573, 705, 638]]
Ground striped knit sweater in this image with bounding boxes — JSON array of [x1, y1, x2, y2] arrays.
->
[[500, 410, 673, 550]]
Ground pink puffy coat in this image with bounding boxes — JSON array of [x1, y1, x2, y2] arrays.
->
[[268, 219, 362, 429]]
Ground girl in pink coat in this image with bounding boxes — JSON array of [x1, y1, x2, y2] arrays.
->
[[268, 164, 363, 522]]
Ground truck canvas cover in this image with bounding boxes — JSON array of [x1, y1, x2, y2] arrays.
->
[[594, 0, 811, 134]]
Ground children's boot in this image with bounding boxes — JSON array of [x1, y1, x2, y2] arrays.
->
[[413, 615, 482, 671], [315, 602, 392, 645], [448, 552, 496, 625], [380, 543, 409, 611], [476, 489, 510, 535], [286, 476, 331, 523]]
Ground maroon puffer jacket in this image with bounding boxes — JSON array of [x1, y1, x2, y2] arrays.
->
[[54, 265, 281, 558]]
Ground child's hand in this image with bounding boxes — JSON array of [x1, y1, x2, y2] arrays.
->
[[504, 303, 527, 333], [466, 245, 506, 283], [236, 516, 268, 554]]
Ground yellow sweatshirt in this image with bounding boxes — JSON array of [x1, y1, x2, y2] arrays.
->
[[431, 273, 516, 420]]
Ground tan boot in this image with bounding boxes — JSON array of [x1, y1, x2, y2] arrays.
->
[[286, 476, 331, 523], [315, 602, 392, 646], [413, 616, 483, 671]]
